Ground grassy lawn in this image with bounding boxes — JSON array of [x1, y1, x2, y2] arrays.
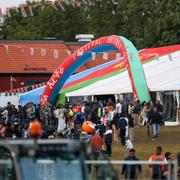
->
[[111, 125, 180, 160], [96, 125, 180, 179]]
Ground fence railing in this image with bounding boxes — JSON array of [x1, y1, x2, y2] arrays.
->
[[0, 159, 179, 180], [85, 160, 179, 180]]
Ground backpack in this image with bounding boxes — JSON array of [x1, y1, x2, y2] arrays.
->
[[118, 117, 128, 129]]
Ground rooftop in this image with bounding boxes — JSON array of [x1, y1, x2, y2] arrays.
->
[[0, 40, 116, 74]]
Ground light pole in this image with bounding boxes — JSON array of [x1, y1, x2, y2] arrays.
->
[[10, 75, 16, 91]]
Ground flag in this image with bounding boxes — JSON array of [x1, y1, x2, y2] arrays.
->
[[155, 53, 159, 61], [67, 50, 72, 57], [20, 88, 24, 93], [41, 48, 46, 56], [103, 52, 108, 60], [91, 52, 96, 60], [168, 53, 173, 61], [77, 50, 83, 56], [12, 89, 16, 94], [20, 5, 27, 17], [28, 5, 34, 16], [4, 45, 9, 53], [30, 47, 34, 56], [54, 49, 59, 59], [6, 8, 11, 18], [116, 53, 121, 60]]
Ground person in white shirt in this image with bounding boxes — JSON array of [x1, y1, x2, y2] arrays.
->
[[115, 99, 122, 115]]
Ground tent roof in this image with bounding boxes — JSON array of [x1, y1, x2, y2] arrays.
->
[[65, 50, 180, 97]]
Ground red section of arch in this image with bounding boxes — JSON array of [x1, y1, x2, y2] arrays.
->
[[40, 36, 131, 104]]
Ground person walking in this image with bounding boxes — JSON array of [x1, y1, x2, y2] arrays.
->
[[57, 105, 66, 132], [115, 99, 122, 116], [148, 106, 162, 141], [117, 114, 128, 145], [131, 99, 141, 128], [121, 148, 142, 180], [127, 114, 134, 142], [104, 124, 113, 156], [149, 146, 167, 180], [155, 100, 164, 125], [164, 152, 174, 179], [90, 130, 104, 161]]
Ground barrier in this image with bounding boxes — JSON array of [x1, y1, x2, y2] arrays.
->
[[85, 160, 179, 180], [0, 158, 179, 180]]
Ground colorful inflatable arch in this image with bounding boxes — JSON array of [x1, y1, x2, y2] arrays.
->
[[41, 35, 151, 105]]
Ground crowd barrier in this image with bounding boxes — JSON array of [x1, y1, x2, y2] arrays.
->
[[0, 158, 179, 180], [85, 160, 179, 180]]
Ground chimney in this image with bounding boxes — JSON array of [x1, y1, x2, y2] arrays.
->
[[75, 34, 94, 42]]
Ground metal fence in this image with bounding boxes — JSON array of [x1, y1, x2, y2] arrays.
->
[[85, 160, 179, 180], [0, 159, 179, 180]]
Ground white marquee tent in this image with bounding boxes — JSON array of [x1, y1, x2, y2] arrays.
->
[[65, 51, 180, 97]]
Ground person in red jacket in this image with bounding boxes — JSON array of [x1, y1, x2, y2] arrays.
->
[[90, 130, 104, 160]]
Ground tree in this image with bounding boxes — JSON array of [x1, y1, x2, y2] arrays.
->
[[0, 0, 179, 49]]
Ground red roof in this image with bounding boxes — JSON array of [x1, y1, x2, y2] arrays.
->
[[0, 40, 118, 74], [0, 41, 83, 74]]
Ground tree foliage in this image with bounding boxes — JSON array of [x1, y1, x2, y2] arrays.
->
[[1, 0, 180, 49]]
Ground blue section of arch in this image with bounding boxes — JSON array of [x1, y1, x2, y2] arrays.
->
[[50, 44, 119, 104], [65, 58, 121, 84]]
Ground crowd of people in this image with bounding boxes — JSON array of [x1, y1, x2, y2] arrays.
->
[[0, 98, 164, 141], [0, 98, 178, 179]]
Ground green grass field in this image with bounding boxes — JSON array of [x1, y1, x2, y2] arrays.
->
[[96, 125, 180, 179], [111, 125, 180, 160]]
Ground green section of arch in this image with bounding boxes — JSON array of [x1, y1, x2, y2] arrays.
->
[[120, 36, 151, 102], [60, 68, 125, 94]]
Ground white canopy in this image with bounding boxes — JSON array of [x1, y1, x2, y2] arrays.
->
[[66, 51, 180, 97]]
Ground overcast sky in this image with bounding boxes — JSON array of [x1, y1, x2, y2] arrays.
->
[[0, 0, 53, 12]]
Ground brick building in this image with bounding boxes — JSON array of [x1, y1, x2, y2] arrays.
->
[[0, 40, 116, 92]]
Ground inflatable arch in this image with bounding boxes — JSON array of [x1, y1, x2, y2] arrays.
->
[[41, 35, 151, 105]]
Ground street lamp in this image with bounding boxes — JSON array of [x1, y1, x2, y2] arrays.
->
[[10, 75, 16, 91]]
